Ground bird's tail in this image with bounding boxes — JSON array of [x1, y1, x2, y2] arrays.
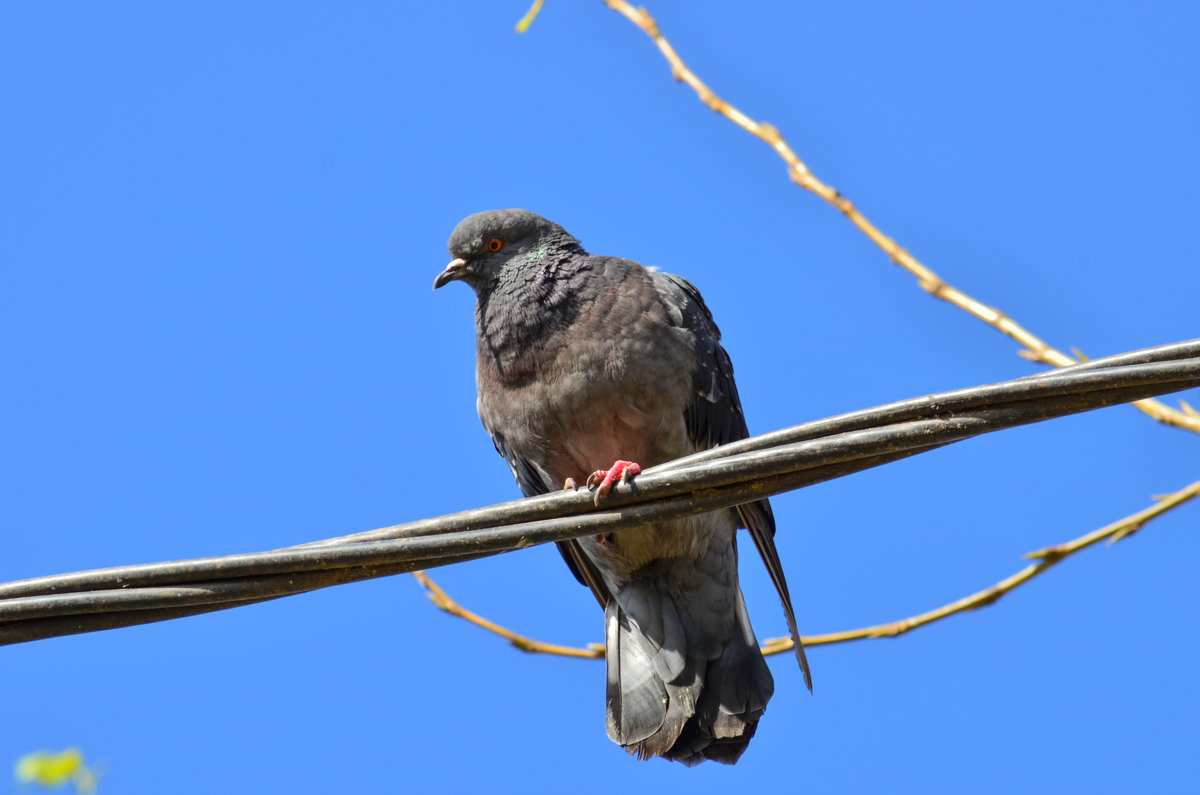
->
[[604, 571, 774, 765]]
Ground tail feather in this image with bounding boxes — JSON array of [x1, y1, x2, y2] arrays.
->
[[605, 599, 671, 746], [605, 577, 773, 765]]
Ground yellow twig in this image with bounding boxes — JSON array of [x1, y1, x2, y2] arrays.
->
[[411, 479, 1199, 659], [515, 0, 545, 33], [600, 0, 1200, 437], [413, 571, 603, 658], [764, 479, 1200, 651]]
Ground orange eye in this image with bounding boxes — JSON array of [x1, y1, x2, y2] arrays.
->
[[487, 238, 503, 252]]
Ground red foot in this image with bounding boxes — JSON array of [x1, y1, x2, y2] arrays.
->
[[586, 460, 642, 505]]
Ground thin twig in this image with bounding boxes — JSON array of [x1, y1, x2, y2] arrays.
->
[[600, 0, 1199, 437], [413, 572, 602, 658], [413, 479, 1200, 658]]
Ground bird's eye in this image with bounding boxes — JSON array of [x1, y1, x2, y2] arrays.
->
[[487, 238, 503, 252]]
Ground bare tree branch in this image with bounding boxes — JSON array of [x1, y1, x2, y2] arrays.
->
[[601, 0, 1200, 436]]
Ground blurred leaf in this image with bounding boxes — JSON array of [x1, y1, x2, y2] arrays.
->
[[14, 749, 99, 794]]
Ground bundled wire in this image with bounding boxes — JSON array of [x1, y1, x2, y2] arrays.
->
[[2, 339, 1197, 646]]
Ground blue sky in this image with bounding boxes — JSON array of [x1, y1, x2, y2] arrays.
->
[[3, 2, 1198, 792]]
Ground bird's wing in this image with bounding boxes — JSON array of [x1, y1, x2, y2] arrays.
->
[[653, 272, 812, 689], [483, 424, 611, 608]]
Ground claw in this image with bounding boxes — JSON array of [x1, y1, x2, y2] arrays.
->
[[563, 477, 577, 490], [586, 460, 642, 506]]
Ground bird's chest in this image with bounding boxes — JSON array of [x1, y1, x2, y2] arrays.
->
[[476, 296, 696, 484]]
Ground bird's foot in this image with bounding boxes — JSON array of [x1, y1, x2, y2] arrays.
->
[[563, 477, 578, 490], [585, 460, 641, 506]]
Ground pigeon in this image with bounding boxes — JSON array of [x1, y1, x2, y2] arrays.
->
[[434, 209, 810, 765]]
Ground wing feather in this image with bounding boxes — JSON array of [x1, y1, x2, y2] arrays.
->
[[484, 426, 611, 607], [653, 272, 811, 689]]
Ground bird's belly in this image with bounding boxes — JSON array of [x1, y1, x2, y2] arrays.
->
[[491, 355, 693, 486]]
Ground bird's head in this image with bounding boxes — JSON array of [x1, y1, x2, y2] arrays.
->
[[434, 209, 579, 291]]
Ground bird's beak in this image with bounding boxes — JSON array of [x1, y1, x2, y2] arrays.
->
[[433, 257, 468, 290]]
